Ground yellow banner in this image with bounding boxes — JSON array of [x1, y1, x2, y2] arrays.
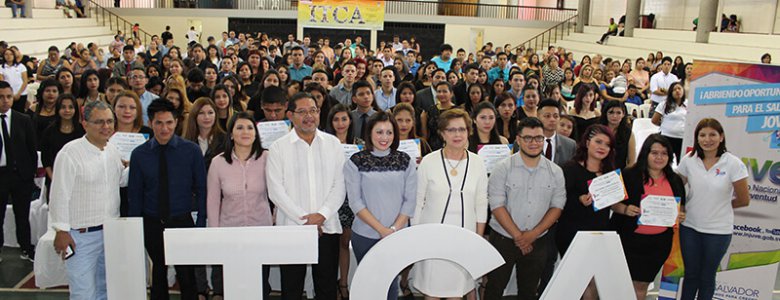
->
[[298, 0, 385, 30]]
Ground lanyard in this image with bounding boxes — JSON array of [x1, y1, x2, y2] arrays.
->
[[439, 150, 469, 227]]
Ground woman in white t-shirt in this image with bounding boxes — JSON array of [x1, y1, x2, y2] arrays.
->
[[676, 118, 750, 300], [0, 48, 29, 112], [651, 82, 686, 164]]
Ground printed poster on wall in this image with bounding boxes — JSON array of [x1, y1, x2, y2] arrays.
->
[[298, 0, 385, 30], [658, 60, 780, 300]]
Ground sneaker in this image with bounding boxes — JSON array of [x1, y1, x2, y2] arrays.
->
[[21, 250, 35, 262]]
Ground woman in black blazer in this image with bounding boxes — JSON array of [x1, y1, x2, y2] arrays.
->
[[610, 133, 686, 300]]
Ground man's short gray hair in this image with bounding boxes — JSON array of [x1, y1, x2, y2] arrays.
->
[[83, 100, 114, 122]]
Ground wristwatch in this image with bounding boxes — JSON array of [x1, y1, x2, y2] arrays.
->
[[389, 226, 397, 232]]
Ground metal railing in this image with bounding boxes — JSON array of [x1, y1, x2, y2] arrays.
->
[[88, 0, 155, 45], [515, 14, 577, 54], [383, 0, 576, 22], [99, 0, 576, 23]]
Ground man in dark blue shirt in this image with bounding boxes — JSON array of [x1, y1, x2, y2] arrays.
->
[[129, 99, 205, 300]]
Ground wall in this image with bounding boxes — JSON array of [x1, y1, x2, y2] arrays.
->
[[589, 0, 626, 26], [444, 24, 547, 54], [721, 0, 778, 33], [643, 0, 700, 30], [109, 9, 231, 49], [581, 0, 780, 33]]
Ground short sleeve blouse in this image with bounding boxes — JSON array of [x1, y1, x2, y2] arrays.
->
[[677, 152, 748, 234]]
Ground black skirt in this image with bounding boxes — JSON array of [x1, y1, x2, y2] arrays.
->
[[620, 229, 673, 282]]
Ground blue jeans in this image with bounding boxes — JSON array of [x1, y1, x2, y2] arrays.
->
[[679, 225, 731, 300], [10, 3, 25, 17], [66, 229, 107, 300], [351, 232, 399, 300]]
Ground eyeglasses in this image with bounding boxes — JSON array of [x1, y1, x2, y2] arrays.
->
[[129, 75, 146, 80], [88, 119, 115, 127], [443, 127, 468, 134], [518, 135, 545, 143], [293, 108, 320, 116]]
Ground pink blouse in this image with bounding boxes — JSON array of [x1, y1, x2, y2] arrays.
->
[[207, 151, 272, 227]]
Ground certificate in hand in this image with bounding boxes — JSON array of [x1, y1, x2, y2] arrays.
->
[[257, 120, 291, 149], [638, 195, 680, 227], [588, 169, 628, 211], [398, 139, 421, 160], [477, 144, 513, 174], [109, 132, 149, 161], [342, 144, 363, 161]]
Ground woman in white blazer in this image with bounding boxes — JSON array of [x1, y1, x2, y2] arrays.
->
[[412, 108, 489, 300]]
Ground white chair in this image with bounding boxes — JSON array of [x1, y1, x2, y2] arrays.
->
[[639, 103, 652, 118], [631, 118, 660, 161], [625, 103, 640, 118]]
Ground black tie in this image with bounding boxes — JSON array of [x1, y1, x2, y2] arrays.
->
[[545, 138, 553, 160], [158, 144, 170, 222], [0, 114, 9, 165]]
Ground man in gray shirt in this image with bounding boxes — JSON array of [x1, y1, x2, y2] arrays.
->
[[329, 62, 358, 106], [484, 117, 566, 300]]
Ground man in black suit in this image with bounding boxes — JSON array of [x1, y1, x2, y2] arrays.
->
[[415, 68, 447, 110], [453, 63, 481, 106], [0, 80, 37, 262], [535, 98, 575, 296]]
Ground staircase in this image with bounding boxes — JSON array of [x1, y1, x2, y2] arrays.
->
[[0, 7, 115, 60]]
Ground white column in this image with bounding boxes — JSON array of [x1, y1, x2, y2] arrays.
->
[[576, 0, 591, 33], [624, 0, 641, 37], [370, 29, 378, 52], [771, 0, 779, 34], [696, 0, 719, 43]]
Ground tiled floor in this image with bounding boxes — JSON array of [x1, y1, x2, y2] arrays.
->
[[2, 246, 778, 299]]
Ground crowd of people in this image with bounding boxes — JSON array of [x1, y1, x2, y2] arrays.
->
[[0, 25, 752, 300]]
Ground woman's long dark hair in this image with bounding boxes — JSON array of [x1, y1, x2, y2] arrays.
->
[[599, 100, 631, 146], [324, 103, 355, 144], [633, 133, 677, 185], [395, 81, 417, 107], [572, 124, 616, 173], [35, 79, 64, 115], [51, 93, 84, 133], [236, 61, 253, 82], [256, 69, 283, 96], [463, 83, 486, 114], [664, 81, 686, 115], [690, 118, 727, 159], [77, 69, 104, 99], [469, 101, 503, 151], [222, 111, 265, 164], [55, 68, 79, 96], [493, 92, 518, 143]]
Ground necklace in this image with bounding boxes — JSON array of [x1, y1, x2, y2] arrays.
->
[[444, 149, 465, 176]]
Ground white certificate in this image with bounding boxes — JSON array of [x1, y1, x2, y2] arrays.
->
[[109, 132, 149, 161], [398, 139, 421, 160], [588, 169, 628, 211], [638, 195, 680, 227], [342, 144, 363, 161], [477, 144, 513, 174], [257, 120, 291, 149]]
